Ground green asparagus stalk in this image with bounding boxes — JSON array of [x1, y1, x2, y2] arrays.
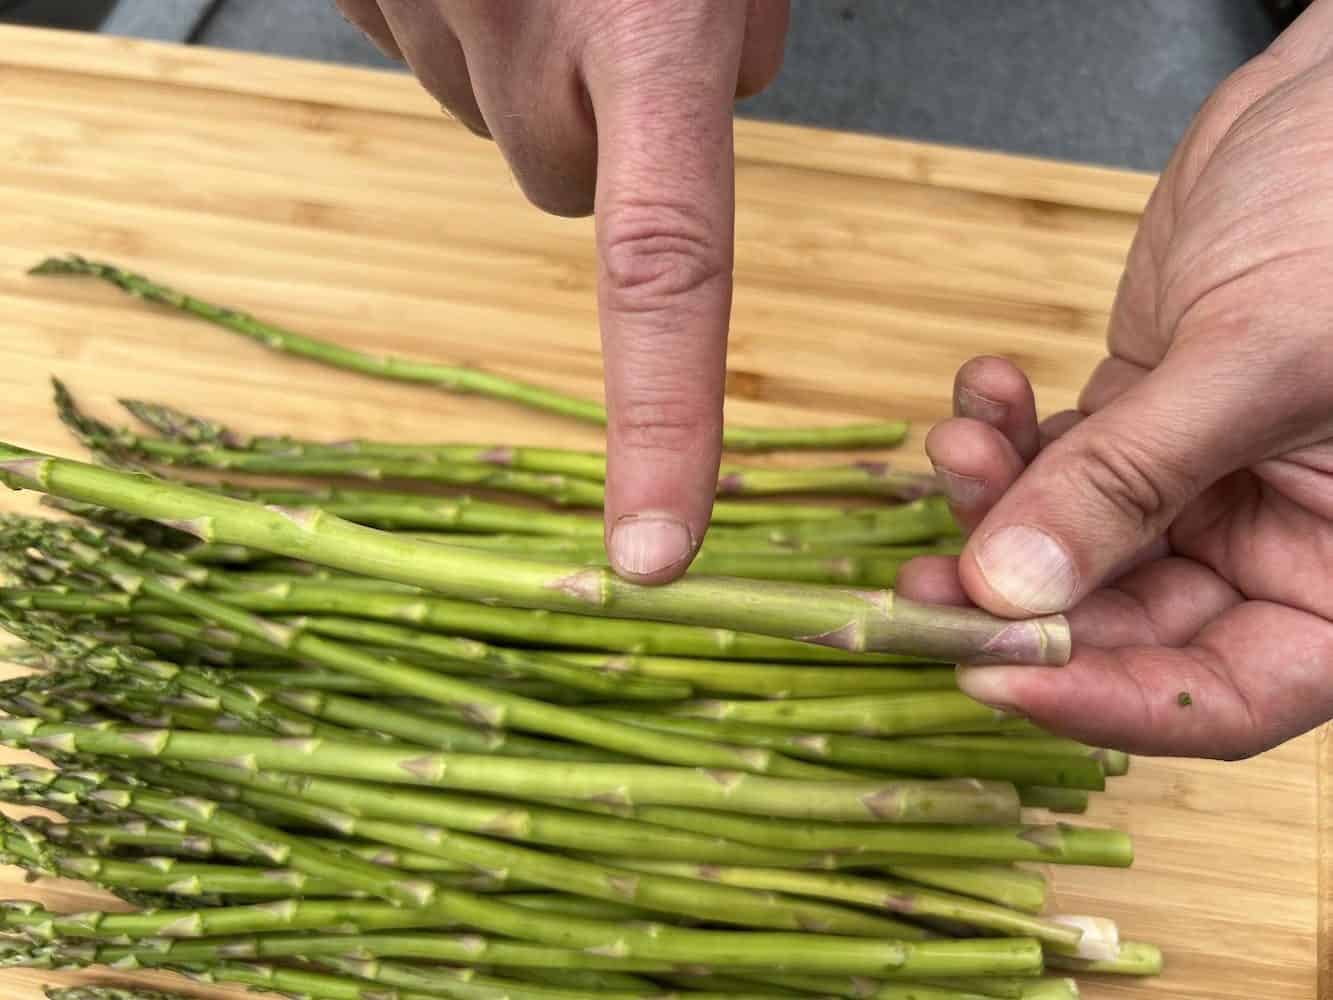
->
[[125, 395, 939, 499], [655, 691, 1016, 738], [1045, 940, 1163, 975], [0, 898, 1046, 977], [0, 719, 1021, 824], [220, 486, 958, 553], [550, 801, 1133, 867], [544, 653, 959, 698], [584, 709, 1105, 788], [897, 736, 1131, 777], [0, 450, 1069, 663], [880, 864, 1047, 914], [1016, 787, 1090, 814], [424, 533, 930, 586], [474, 966, 660, 993], [594, 860, 1081, 951], [10, 579, 945, 666], [719, 975, 999, 1000], [35, 255, 913, 452]]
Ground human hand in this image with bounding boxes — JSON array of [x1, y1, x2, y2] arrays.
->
[[898, 6, 1333, 759], [335, 0, 789, 582]]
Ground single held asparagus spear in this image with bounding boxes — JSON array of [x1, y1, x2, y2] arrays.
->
[[0, 448, 1071, 664], [33, 255, 912, 452], [123, 395, 940, 499]]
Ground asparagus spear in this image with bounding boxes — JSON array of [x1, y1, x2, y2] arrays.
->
[[8, 579, 944, 665], [34, 255, 913, 452], [124, 395, 939, 499], [0, 462, 1070, 662], [1045, 940, 1163, 975], [0, 898, 1045, 977], [584, 709, 1105, 788], [0, 719, 1021, 824], [880, 864, 1047, 915], [655, 691, 1017, 738], [595, 860, 1082, 950]]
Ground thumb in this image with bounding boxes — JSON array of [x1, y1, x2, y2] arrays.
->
[[957, 351, 1255, 617], [583, 8, 748, 584]]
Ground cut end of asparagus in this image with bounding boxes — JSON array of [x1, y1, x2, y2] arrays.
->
[[1052, 914, 1121, 962]]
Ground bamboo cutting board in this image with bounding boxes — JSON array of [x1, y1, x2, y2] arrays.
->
[[0, 24, 1325, 1000]]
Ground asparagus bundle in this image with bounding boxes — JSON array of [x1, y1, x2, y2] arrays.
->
[[0, 269, 1165, 999]]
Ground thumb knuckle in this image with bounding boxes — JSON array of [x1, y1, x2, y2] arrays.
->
[[1066, 435, 1194, 531]]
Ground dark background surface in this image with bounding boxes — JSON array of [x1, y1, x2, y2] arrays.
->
[[0, 1, 1306, 172]]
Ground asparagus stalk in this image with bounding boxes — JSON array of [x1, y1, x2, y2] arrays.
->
[[544, 653, 959, 698], [0, 898, 1046, 977], [880, 864, 1047, 914], [34, 255, 914, 452], [423, 533, 930, 587], [550, 801, 1133, 867], [1045, 940, 1163, 975], [898, 736, 1131, 777], [0, 463, 1070, 662], [584, 709, 1105, 788], [656, 691, 1017, 738], [1016, 787, 1090, 814], [10, 578, 944, 665], [125, 395, 939, 499], [596, 861, 1081, 951], [220, 486, 958, 553], [0, 719, 1021, 824]]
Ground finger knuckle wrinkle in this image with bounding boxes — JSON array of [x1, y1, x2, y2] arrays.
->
[[601, 202, 728, 312], [1075, 437, 1179, 530]]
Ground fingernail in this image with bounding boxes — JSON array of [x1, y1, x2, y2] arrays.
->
[[974, 525, 1078, 614], [956, 665, 1026, 713], [956, 386, 1008, 424], [932, 464, 986, 507], [610, 514, 694, 577]]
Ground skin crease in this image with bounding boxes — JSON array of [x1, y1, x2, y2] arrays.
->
[[336, 0, 1333, 758]]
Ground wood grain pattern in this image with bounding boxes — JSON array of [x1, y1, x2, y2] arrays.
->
[[0, 24, 1324, 1000]]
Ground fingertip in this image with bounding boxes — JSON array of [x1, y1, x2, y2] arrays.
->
[[954, 356, 1040, 461], [924, 418, 1025, 534]]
